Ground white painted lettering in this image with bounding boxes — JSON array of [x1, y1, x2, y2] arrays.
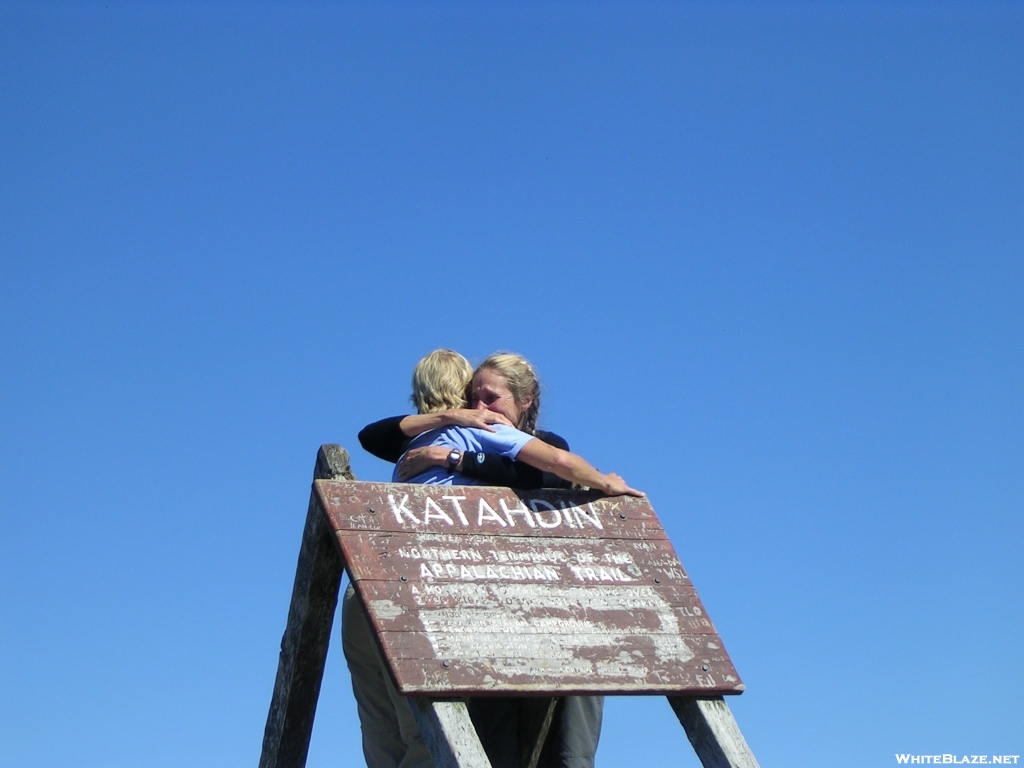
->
[[576, 503, 603, 530], [422, 497, 454, 525], [500, 498, 535, 527], [602, 552, 634, 565], [557, 501, 578, 528], [442, 495, 470, 526], [477, 499, 507, 527], [388, 493, 420, 525], [528, 499, 562, 528], [419, 563, 432, 579]]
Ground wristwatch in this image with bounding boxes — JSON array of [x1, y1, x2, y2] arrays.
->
[[446, 449, 462, 472]]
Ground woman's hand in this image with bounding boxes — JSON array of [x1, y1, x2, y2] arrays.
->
[[599, 473, 645, 498], [442, 408, 513, 430], [396, 446, 452, 481], [516, 440, 644, 497]]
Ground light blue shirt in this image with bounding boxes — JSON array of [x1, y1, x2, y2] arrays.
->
[[393, 424, 535, 485]]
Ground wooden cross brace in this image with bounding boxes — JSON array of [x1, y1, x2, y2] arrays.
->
[[258, 445, 759, 768]]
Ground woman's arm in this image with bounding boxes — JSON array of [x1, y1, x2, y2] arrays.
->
[[359, 410, 514, 464], [457, 452, 545, 488], [395, 429, 571, 488], [358, 416, 409, 463], [396, 409, 513, 437], [397, 447, 547, 487], [516, 439, 643, 497]]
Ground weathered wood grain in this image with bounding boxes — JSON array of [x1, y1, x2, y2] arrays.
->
[[320, 480, 744, 698], [354, 580, 717, 636], [338, 531, 691, 586], [389, 649, 742, 696], [258, 445, 353, 768], [382, 630, 734, 663], [668, 697, 761, 768], [317, 481, 667, 540], [260, 449, 757, 768], [408, 698, 494, 768], [522, 698, 558, 768]]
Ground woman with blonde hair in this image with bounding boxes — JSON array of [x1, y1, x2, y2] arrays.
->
[[392, 351, 638, 496], [360, 351, 606, 492]]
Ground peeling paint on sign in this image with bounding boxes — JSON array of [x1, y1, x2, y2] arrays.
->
[[317, 481, 743, 696]]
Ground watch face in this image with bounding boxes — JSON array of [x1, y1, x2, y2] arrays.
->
[[476, 452, 485, 464]]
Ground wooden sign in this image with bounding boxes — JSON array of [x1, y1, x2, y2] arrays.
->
[[315, 480, 744, 697]]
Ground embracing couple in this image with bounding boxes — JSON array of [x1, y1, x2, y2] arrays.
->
[[345, 349, 642, 768]]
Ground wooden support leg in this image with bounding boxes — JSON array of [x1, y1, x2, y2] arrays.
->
[[523, 698, 558, 768], [410, 698, 494, 768], [667, 697, 760, 768], [259, 445, 354, 768]]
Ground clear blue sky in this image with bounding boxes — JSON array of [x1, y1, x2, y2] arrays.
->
[[1, 2, 1020, 767]]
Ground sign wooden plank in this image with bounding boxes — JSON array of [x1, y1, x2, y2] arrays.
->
[[317, 482, 667, 540], [340, 532, 692, 587], [354, 580, 717, 636], [315, 480, 744, 697], [388, 648, 741, 696]]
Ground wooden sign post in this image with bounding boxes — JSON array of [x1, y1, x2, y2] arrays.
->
[[260, 445, 759, 768]]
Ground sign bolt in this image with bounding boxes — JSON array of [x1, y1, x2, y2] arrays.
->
[[400, 575, 408, 582], [653, 577, 661, 584], [442, 661, 450, 668]]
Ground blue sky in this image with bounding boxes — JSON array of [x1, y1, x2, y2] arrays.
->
[[1, 2, 1020, 767]]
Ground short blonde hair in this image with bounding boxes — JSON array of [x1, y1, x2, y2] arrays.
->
[[411, 349, 473, 414], [476, 352, 541, 434]]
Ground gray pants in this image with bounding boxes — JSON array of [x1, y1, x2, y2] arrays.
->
[[342, 585, 604, 768]]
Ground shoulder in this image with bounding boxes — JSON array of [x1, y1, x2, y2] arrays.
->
[[535, 429, 569, 451], [476, 424, 534, 454], [488, 424, 532, 443]]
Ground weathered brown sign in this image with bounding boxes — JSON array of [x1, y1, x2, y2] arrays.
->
[[315, 480, 744, 697]]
